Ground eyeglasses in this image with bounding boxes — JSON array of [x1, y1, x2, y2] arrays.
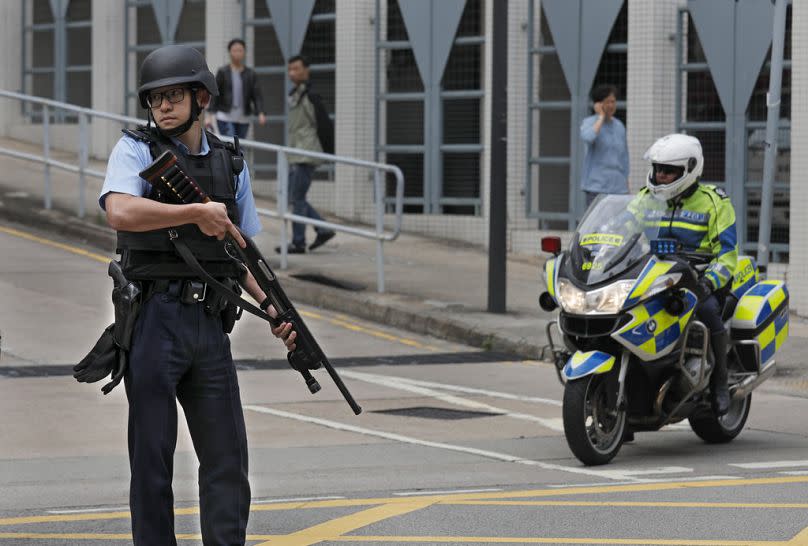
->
[[146, 87, 188, 109], [653, 163, 684, 176]]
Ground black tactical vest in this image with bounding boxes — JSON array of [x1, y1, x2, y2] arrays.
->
[[115, 126, 245, 280]]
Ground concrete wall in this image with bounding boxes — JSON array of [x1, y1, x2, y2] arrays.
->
[[334, 0, 376, 220], [626, 0, 682, 192], [508, 0, 538, 254], [0, 1, 24, 136], [789, 0, 807, 312], [91, 0, 127, 159], [206, 0, 244, 74]]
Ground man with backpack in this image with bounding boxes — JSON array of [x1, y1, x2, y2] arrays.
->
[[277, 54, 336, 254]]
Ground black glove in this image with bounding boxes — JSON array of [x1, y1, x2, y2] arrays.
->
[[73, 324, 127, 394], [695, 278, 713, 300], [101, 350, 127, 395], [74, 325, 117, 383]]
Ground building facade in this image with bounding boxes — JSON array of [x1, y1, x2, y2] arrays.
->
[[0, 0, 804, 311]]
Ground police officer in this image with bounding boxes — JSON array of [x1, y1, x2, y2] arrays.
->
[[99, 45, 296, 545], [640, 133, 736, 416]]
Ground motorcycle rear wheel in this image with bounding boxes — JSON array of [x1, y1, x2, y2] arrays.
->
[[563, 374, 626, 466], [688, 393, 751, 443]]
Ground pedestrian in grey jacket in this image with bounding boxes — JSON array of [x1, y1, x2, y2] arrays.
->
[[276, 54, 335, 254]]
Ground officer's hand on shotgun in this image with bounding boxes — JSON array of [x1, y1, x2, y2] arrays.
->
[[194, 201, 246, 247], [266, 304, 297, 351]]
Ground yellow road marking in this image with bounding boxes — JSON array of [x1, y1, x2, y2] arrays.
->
[[5, 476, 808, 527], [325, 530, 808, 545], [450, 500, 808, 509], [435, 475, 808, 502], [790, 526, 808, 545], [253, 500, 434, 546], [0, 534, 134, 541], [299, 309, 442, 352], [0, 533, 280, 541], [0, 511, 132, 526], [1, 529, 805, 546], [0, 225, 109, 264]]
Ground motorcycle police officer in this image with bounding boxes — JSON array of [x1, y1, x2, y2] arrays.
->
[[638, 133, 736, 416], [99, 45, 296, 545]]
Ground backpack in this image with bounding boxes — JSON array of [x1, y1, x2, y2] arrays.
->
[[307, 91, 335, 155]]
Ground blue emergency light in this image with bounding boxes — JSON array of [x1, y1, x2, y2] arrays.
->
[[650, 238, 680, 256]]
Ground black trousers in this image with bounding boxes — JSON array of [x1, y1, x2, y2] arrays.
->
[[695, 292, 726, 335], [124, 283, 250, 546]]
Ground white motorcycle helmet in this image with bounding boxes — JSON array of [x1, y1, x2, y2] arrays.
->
[[644, 134, 704, 201]]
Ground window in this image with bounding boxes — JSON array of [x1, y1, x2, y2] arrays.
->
[[677, 4, 791, 257], [124, 0, 206, 116], [245, 0, 335, 178], [527, 1, 628, 229], [23, 0, 92, 120], [377, 0, 485, 215]]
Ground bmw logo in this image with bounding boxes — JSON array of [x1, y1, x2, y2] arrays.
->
[[646, 320, 657, 333]]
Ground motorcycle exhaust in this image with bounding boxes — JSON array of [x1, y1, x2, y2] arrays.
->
[[731, 358, 776, 400], [653, 377, 674, 417]]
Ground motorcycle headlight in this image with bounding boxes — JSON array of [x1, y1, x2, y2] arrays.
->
[[557, 278, 636, 315]]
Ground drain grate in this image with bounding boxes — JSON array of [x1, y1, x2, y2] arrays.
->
[[372, 406, 502, 420], [290, 273, 365, 291]]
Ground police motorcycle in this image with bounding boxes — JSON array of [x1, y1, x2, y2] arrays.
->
[[539, 194, 789, 465]]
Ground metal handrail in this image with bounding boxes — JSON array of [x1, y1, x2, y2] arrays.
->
[[0, 90, 405, 292]]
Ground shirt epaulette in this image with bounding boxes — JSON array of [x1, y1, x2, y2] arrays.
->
[[121, 125, 154, 144]]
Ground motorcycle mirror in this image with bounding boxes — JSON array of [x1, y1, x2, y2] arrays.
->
[[539, 292, 558, 312], [665, 291, 685, 316], [541, 236, 562, 256]]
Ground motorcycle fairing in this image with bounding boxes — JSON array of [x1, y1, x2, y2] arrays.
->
[[544, 255, 562, 302], [613, 289, 698, 361], [563, 350, 616, 380], [731, 256, 759, 299], [621, 256, 676, 310], [731, 281, 789, 364]]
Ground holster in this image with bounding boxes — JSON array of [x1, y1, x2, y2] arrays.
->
[[214, 278, 243, 334], [109, 261, 142, 351]]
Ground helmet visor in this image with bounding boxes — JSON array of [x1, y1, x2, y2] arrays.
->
[[651, 163, 685, 185]]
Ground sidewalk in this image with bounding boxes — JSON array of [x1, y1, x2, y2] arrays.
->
[[1, 136, 806, 395]]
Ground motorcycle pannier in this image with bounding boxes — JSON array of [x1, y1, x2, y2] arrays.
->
[[730, 280, 788, 370]]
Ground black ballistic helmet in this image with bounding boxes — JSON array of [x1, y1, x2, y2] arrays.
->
[[138, 45, 218, 109]]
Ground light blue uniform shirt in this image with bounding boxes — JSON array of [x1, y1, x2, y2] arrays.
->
[[579, 114, 630, 195], [99, 131, 262, 238]]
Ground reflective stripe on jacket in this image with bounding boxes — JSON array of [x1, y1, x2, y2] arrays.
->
[[632, 184, 738, 290]]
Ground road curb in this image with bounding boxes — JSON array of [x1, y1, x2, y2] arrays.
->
[[0, 192, 116, 253], [0, 195, 544, 360]]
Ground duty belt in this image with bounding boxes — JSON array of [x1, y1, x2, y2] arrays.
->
[[145, 279, 225, 308]]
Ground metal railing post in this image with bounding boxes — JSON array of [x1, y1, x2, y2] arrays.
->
[[78, 112, 89, 218], [374, 168, 385, 293], [277, 150, 289, 269], [42, 104, 51, 210]]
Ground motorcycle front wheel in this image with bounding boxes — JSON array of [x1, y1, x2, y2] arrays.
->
[[563, 374, 626, 466]]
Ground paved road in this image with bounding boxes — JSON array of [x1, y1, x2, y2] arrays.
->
[[2, 220, 808, 545]]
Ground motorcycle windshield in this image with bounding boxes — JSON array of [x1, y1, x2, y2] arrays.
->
[[571, 193, 666, 285]]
